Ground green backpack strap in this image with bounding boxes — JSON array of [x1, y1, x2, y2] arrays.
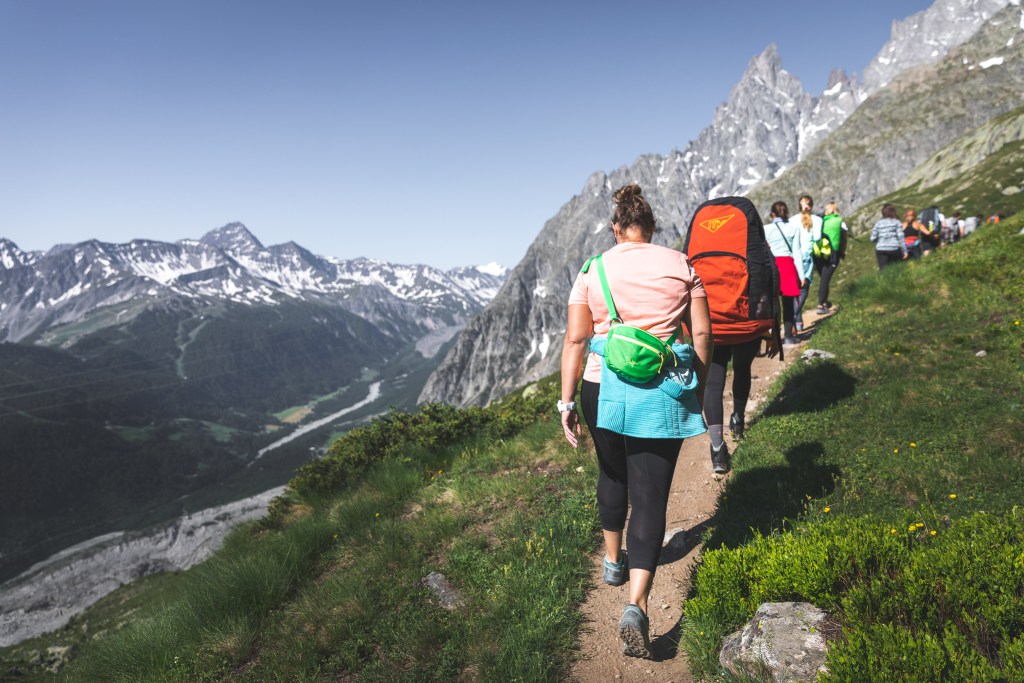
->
[[580, 255, 598, 274], [593, 255, 622, 324]]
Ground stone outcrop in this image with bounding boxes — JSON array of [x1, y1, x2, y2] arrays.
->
[[719, 601, 830, 683]]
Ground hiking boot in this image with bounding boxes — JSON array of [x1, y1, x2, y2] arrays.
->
[[816, 305, 828, 315], [619, 604, 652, 658], [729, 413, 744, 440], [603, 552, 627, 586], [710, 442, 731, 474], [783, 336, 800, 346]]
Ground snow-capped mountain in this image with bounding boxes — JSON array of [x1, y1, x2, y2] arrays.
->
[[861, 0, 1013, 93], [0, 223, 506, 344], [420, 0, 1014, 407]]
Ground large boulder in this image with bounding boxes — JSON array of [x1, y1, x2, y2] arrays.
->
[[719, 602, 829, 683]]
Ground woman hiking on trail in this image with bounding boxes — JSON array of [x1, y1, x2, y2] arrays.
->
[[815, 201, 848, 313], [902, 209, 927, 260], [792, 194, 820, 333], [559, 183, 713, 659], [870, 203, 909, 269], [767, 201, 807, 345]]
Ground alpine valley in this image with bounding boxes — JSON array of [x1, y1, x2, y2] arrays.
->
[[421, 0, 1022, 407], [0, 223, 506, 584]]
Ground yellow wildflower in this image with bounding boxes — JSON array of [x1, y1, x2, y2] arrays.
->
[[949, 494, 957, 499], [910, 442, 917, 448], [890, 528, 897, 534], [930, 530, 937, 536], [823, 507, 831, 513]]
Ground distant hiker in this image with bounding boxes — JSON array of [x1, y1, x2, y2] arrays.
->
[[767, 201, 807, 345], [684, 197, 781, 475], [902, 210, 926, 259], [560, 183, 713, 659], [870, 203, 908, 269], [947, 212, 964, 243], [791, 195, 820, 333], [814, 201, 848, 313], [918, 205, 942, 254], [963, 214, 980, 237]]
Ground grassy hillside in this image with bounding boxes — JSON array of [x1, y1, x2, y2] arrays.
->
[[683, 216, 1024, 680], [847, 104, 1024, 233], [13, 381, 600, 682]]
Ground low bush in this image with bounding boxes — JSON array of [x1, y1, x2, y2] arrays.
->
[[684, 511, 1024, 681], [289, 381, 556, 497]]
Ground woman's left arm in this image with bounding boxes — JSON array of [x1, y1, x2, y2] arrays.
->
[[560, 304, 594, 448], [683, 296, 713, 412]]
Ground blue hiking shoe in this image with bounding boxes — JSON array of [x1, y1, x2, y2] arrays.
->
[[602, 552, 627, 586], [619, 603, 652, 658]]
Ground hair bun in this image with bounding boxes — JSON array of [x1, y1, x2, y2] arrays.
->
[[613, 183, 643, 203]]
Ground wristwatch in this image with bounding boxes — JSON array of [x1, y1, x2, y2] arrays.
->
[[557, 400, 576, 413]]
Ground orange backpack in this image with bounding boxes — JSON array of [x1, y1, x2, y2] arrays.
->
[[683, 197, 780, 347]]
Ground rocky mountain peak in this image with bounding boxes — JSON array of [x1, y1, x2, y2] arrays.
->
[[0, 238, 32, 270], [745, 43, 783, 82], [197, 222, 265, 256], [861, 0, 1011, 93]]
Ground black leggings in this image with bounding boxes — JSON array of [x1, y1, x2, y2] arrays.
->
[[580, 380, 681, 573], [782, 295, 795, 324], [704, 339, 759, 427], [876, 250, 902, 269], [816, 261, 837, 306]]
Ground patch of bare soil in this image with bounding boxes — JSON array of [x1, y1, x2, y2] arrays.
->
[[570, 310, 831, 682]]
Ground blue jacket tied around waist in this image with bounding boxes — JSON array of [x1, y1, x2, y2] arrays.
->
[[589, 338, 708, 439]]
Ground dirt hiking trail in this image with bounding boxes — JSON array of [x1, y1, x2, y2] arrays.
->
[[570, 310, 830, 682]]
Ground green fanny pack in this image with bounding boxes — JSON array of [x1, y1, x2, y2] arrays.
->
[[584, 254, 679, 384]]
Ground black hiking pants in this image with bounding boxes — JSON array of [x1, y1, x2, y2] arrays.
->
[[876, 250, 903, 270], [816, 260, 838, 306], [580, 380, 681, 574], [704, 338, 760, 428]]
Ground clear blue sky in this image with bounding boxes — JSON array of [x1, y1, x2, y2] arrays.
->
[[0, 0, 932, 269]]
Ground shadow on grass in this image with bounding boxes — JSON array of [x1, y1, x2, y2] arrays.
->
[[704, 442, 839, 551], [761, 360, 856, 417]]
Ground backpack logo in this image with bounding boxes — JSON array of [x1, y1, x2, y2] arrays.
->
[[699, 214, 734, 233]]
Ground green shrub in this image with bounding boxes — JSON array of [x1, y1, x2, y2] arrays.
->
[[683, 512, 1024, 681], [289, 382, 557, 497]]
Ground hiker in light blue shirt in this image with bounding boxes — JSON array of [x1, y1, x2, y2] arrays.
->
[[766, 201, 807, 344], [791, 194, 821, 333]]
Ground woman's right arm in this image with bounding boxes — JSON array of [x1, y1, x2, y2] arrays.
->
[[683, 297, 713, 412], [560, 304, 593, 448]]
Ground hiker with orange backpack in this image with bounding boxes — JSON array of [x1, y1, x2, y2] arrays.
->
[[683, 197, 782, 474]]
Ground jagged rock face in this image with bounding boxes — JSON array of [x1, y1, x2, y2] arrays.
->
[[421, 0, 1022, 407], [749, 4, 1024, 231], [862, 0, 1012, 93], [0, 225, 506, 344]]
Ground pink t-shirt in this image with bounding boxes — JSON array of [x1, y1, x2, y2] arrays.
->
[[568, 242, 706, 383]]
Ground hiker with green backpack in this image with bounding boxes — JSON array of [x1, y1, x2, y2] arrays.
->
[[560, 183, 713, 659], [813, 201, 848, 314]]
